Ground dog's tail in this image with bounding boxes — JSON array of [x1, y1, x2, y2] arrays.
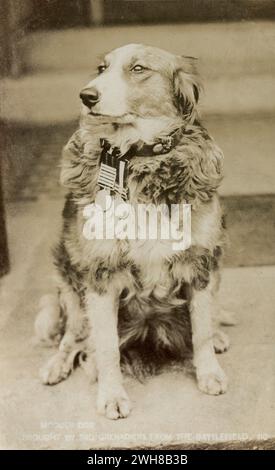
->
[[118, 305, 192, 380]]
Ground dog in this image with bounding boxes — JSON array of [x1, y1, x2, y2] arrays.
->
[[37, 44, 232, 420]]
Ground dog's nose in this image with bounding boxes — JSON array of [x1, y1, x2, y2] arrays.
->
[[80, 87, 100, 108]]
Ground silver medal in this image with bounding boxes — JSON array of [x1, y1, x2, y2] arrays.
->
[[95, 188, 112, 212], [114, 194, 129, 220]]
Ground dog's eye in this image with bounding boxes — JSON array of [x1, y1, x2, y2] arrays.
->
[[97, 64, 107, 74], [131, 64, 146, 73]]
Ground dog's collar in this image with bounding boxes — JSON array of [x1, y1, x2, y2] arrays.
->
[[96, 126, 184, 205], [100, 125, 184, 160]]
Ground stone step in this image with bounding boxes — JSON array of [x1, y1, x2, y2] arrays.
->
[[2, 21, 275, 124], [22, 22, 275, 79]]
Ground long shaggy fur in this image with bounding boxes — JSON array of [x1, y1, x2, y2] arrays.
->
[[52, 123, 225, 376], [39, 43, 227, 383]]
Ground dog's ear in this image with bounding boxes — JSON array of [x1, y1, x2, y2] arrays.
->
[[173, 55, 202, 121]]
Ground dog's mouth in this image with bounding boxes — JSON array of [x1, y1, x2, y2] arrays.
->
[[87, 110, 136, 124], [88, 110, 103, 116], [88, 111, 98, 116]]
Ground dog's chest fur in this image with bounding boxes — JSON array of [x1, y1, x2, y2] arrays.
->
[[60, 123, 224, 307]]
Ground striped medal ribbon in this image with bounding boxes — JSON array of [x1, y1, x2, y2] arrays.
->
[[95, 142, 129, 214]]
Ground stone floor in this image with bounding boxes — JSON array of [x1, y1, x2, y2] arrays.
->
[[2, 21, 275, 123]]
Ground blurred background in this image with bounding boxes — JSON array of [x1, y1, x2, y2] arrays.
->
[[0, 1, 275, 450]]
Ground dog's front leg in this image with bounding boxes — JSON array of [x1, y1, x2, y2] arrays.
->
[[191, 278, 228, 395], [40, 285, 83, 385], [86, 288, 131, 420]]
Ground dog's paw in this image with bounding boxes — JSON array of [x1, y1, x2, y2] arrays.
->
[[213, 330, 230, 354], [197, 367, 228, 395], [40, 351, 75, 385], [97, 386, 132, 420]]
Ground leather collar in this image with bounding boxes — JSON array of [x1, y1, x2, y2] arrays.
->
[[100, 125, 185, 161]]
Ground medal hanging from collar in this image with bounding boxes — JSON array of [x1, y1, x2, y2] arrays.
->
[[95, 139, 129, 213], [95, 127, 185, 211]]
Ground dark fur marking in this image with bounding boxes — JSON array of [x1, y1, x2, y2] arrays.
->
[[169, 245, 222, 291], [53, 241, 87, 303], [87, 256, 133, 295], [119, 300, 192, 379]]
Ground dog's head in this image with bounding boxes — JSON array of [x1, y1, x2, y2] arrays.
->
[[80, 44, 201, 124]]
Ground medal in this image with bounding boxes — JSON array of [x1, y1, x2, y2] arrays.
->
[[114, 194, 129, 220], [95, 141, 129, 212], [95, 188, 112, 212]]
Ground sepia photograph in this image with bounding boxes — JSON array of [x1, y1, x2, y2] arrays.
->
[[0, 0, 275, 456]]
